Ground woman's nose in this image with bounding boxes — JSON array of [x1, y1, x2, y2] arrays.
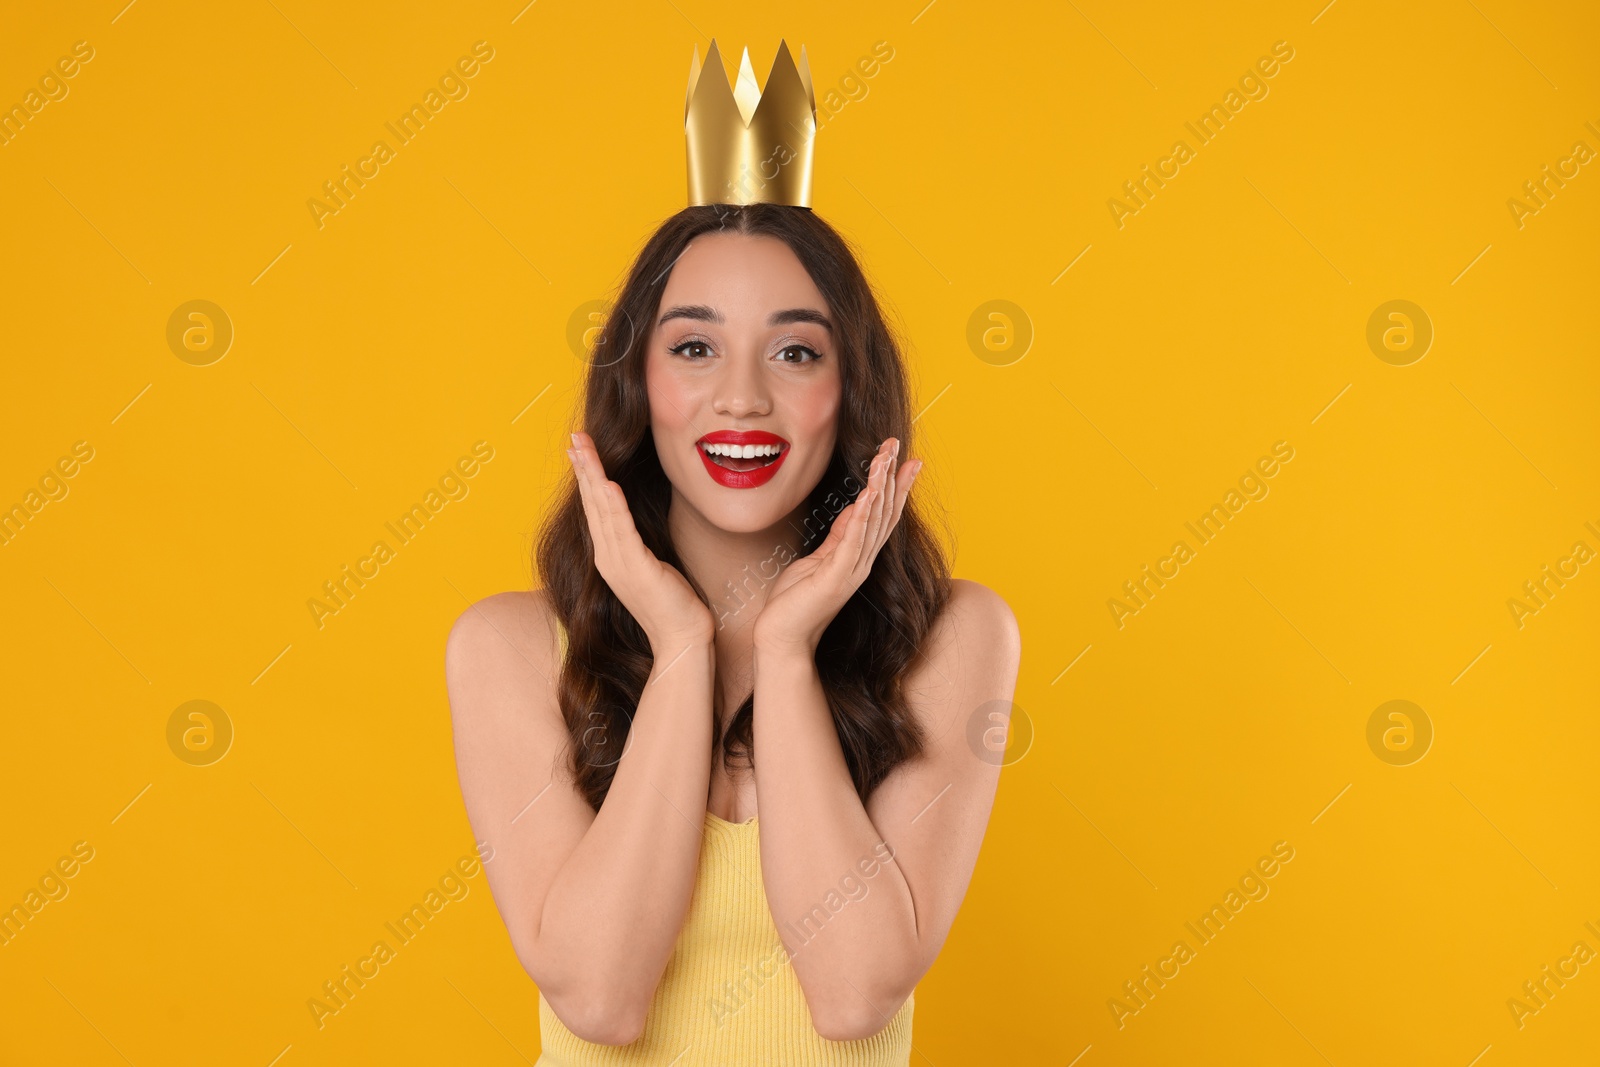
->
[[711, 353, 771, 417]]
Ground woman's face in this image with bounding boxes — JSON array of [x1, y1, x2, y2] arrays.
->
[[645, 230, 842, 534]]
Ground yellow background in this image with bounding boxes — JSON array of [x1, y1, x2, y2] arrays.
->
[[1, 0, 1596, 1063]]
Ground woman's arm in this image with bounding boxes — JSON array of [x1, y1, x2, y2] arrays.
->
[[447, 590, 716, 1045], [752, 577, 1021, 1040]]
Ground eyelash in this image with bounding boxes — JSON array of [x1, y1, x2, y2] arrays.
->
[[669, 339, 823, 364]]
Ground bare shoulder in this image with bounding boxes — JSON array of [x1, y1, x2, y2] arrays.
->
[[444, 588, 561, 704], [445, 587, 596, 990], [913, 579, 1021, 683], [894, 579, 1018, 746], [943, 578, 1021, 646], [863, 577, 1021, 957]]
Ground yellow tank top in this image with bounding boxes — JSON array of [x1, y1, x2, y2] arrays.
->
[[538, 617, 915, 1064]]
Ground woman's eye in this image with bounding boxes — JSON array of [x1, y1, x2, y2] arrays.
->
[[670, 341, 712, 360], [777, 345, 821, 364]]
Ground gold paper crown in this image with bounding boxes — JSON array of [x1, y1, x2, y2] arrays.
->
[[686, 40, 816, 208]]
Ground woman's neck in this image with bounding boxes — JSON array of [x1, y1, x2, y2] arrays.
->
[[667, 491, 810, 638]]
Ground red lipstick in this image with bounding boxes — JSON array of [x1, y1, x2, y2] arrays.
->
[[695, 429, 789, 489]]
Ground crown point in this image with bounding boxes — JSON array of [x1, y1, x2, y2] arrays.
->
[[733, 46, 760, 125], [796, 44, 814, 110], [686, 44, 703, 118]]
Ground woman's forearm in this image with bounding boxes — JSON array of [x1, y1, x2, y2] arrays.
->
[[534, 635, 716, 1039], [750, 642, 921, 1038]]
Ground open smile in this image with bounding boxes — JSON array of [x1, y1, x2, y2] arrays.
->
[[696, 430, 789, 489]]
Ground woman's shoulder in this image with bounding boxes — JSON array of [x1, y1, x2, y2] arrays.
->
[[903, 579, 1021, 720], [900, 578, 1020, 714], [444, 587, 562, 694], [939, 578, 1021, 650], [870, 577, 1021, 820]]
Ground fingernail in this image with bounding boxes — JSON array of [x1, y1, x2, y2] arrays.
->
[[570, 432, 580, 447]]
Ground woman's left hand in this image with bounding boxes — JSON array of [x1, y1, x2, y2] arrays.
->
[[753, 438, 923, 656]]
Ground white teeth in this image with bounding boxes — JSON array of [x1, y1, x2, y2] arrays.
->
[[702, 442, 783, 458]]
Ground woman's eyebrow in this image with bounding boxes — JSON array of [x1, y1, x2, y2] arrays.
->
[[769, 308, 832, 333], [658, 304, 720, 327], [657, 305, 832, 333]]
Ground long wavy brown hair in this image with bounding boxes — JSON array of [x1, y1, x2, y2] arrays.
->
[[535, 203, 953, 812]]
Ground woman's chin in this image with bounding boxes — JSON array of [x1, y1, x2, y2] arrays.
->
[[670, 485, 801, 537]]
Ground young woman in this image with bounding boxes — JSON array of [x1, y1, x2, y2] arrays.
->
[[446, 202, 1021, 1064]]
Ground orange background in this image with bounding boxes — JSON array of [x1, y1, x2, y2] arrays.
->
[[1, 1, 1596, 1064]]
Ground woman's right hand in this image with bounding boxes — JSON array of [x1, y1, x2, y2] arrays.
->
[[568, 431, 714, 651]]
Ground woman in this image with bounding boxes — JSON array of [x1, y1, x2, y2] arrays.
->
[[446, 58, 1020, 1062]]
